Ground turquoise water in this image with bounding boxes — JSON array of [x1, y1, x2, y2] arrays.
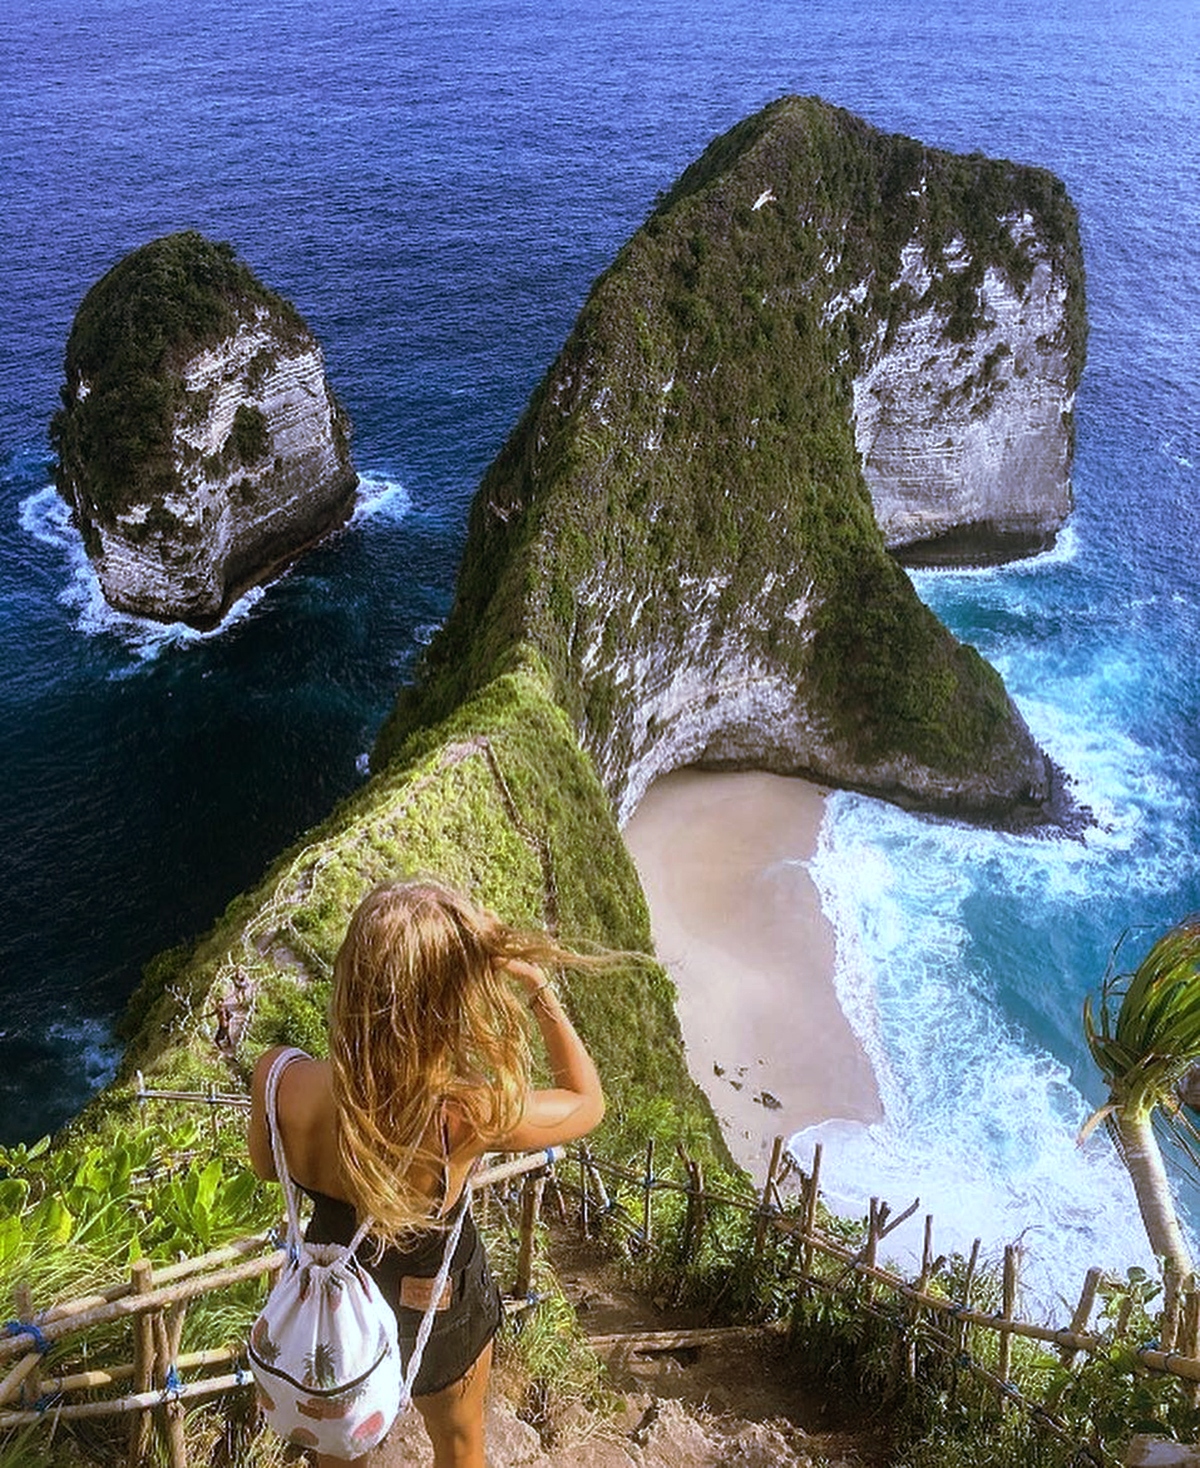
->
[[1, 0, 1198, 1298]]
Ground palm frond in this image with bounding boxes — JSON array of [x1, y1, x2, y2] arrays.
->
[[1085, 916, 1200, 1109]]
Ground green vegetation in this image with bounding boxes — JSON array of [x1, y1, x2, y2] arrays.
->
[[114, 655, 724, 1165], [226, 403, 270, 466], [1083, 917, 1200, 1276], [50, 231, 305, 523], [375, 96, 1082, 793]]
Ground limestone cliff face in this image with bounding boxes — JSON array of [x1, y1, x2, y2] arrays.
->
[[53, 233, 357, 629], [845, 218, 1079, 562], [377, 98, 1085, 828]]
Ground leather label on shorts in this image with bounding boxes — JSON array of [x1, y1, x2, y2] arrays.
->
[[399, 1274, 454, 1311]]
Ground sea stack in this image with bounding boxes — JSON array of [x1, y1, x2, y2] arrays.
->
[[52, 232, 357, 629], [376, 97, 1086, 829]]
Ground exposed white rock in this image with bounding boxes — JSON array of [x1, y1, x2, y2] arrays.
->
[[851, 219, 1075, 559], [79, 312, 355, 628]]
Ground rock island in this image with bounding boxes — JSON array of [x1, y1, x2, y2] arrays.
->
[[52, 231, 358, 630]]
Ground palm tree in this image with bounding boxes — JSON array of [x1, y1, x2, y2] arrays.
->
[[1082, 915, 1200, 1279]]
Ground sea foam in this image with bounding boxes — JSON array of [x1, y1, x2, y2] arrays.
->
[[19, 473, 412, 662], [803, 791, 1161, 1312]]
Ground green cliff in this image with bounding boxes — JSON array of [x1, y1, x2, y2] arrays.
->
[[375, 96, 1083, 825], [113, 655, 725, 1170]]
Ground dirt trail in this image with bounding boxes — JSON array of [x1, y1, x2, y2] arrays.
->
[[375, 1228, 892, 1467]]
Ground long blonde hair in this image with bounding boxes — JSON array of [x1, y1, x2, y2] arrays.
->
[[329, 879, 581, 1245]]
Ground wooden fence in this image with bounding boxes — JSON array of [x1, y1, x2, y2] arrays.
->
[[5, 1105, 1200, 1467], [0, 1146, 563, 1465], [570, 1136, 1200, 1468]]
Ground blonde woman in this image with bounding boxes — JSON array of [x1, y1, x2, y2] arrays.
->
[[248, 879, 605, 1468]]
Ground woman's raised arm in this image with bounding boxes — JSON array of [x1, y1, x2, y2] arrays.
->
[[496, 959, 605, 1151]]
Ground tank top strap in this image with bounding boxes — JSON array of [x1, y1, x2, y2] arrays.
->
[[437, 1098, 453, 1212]]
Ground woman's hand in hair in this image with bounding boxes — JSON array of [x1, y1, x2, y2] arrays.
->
[[495, 959, 605, 1151], [500, 956, 548, 997]]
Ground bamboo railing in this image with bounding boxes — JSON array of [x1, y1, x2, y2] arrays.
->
[[4, 1124, 1200, 1466], [570, 1138, 1200, 1468], [0, 1147, 563, 1464]]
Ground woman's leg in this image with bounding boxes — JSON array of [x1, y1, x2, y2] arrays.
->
[[413, 1339, 493, 1468]]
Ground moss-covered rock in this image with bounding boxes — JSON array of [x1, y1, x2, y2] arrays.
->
[[376, 96, 1081, 826], [52, 231, 357, 629]]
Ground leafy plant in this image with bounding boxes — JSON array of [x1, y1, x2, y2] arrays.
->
[[1082, 916, 1200, 1274]]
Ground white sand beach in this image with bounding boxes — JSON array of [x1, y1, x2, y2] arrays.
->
[[623, 768, 881, 1184]]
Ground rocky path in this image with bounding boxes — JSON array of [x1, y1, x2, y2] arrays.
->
[[375, 1229, 892, 1467]]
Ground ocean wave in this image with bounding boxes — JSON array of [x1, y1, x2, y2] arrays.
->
[[19, 485, 269, 659], [350, 473, 412, 524], [906, 524, 1081, 597], [806, 789, 1169, 1308], [44, 1014, 121, 1092], [19, 472, 413, 663]]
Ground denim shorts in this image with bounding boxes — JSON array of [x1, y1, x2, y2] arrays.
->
[[390, 1225, 503, 1396]]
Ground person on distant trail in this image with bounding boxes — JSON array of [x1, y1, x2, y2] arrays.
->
[[249, 878, 606, 1468]]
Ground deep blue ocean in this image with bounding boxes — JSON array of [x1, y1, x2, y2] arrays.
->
[[2, 0, 1197, 1300]]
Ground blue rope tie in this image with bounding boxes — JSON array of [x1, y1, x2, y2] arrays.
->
[[3, 1320, 50, 1354], [233, 1363, 247, 1387], [161, 1364, 182, 1400], [33, 1391, 62, 1415]]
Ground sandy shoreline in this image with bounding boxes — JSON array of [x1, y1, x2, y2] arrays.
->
[[623, 768, 881, 1184]]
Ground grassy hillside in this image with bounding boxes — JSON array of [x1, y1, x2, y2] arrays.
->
[[108, 655, 725, 1168]]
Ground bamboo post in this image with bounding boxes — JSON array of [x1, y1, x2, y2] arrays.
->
[[788, 1148, 822, 1344], [0, 1352, 40, 1410], [1058, 1268, 1101, 1370], [670, 1145, 705, 1305], [641, 1138, 655, 1249], [1182, 1284, 1200, 1410], [11, 1286, 40, 1410], [689, 1155, 706, 1260], [151, 1303, 188, 1468], [207, 1082, 219, 1148], [997, 1245, 1019, 1390], [513, 1172, 545, 1301], [864, 1200, 880, 1270], [127, 1259, 154, 1468], [677, 1146, 705, 1260], [905, 1215, 937, 1380], [956, 1238, 981, 1362], [862, 1199, 881, 1303], [583, 1146, 610, 1218], [800, 1143, 822, 1290], [546, 1169, 568, 1225], [752, 1137, 784, 1263], [579, 1147, 590, 1237]]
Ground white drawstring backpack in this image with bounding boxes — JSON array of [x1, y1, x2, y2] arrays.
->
[[248, 1047, 470, 1457]]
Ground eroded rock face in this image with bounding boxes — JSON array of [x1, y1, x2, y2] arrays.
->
[[375, 97, 1086, 830], [53, 233, 357, 629], [847, 218, 1077, 563]]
